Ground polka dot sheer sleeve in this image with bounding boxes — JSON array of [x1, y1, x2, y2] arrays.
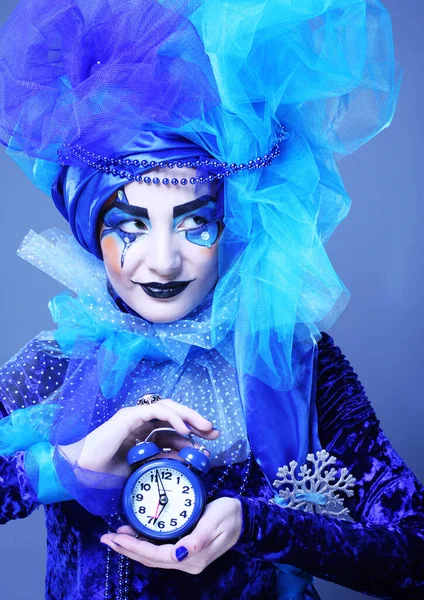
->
[[0, 336, 69, 416], [0, 336, 72, 512]]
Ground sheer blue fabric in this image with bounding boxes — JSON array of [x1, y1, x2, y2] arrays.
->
[[0, 0, 401, 393], [0, 228, 252, 514], [26, 442, 72, 503], [0, 227, 320, 518], [0, 0, 400, 543], [0, 404, 60, 454], [0, 405, 71, 502]]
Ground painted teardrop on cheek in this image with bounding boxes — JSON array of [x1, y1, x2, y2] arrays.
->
[[101, 229, 137, 268], [101, 234, 124, 274]]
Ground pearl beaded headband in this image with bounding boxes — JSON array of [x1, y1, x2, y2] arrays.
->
[[57, 125, 288, 185]]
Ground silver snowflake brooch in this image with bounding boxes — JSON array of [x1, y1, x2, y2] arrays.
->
[[271, 449, 356, 521]]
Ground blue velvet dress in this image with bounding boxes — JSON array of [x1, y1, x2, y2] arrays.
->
[[1, 333, 423, 599]]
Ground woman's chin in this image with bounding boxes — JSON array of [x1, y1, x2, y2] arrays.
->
[[129, 299, 197, 324]]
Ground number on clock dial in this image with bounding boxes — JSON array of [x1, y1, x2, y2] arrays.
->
[[131, 468, 196, 533]]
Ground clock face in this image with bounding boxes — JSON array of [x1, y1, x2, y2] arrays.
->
[[124, 459, 205, 539]]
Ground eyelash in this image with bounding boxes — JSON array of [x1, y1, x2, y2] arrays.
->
[[115, 214, 213, 235], [118, 220, 148, 234], [178, 215, 210, 229]]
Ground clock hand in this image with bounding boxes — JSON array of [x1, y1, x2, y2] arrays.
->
[[153, 474, 169, 525], [153, 495, 168, 525], [149, 470, 162, 523], [157, 469, 169, 504], [156, 469, 161, 493], [157, 470, 167, 494], [153, 496, 161, 520]]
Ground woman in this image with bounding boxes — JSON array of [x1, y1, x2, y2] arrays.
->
[[0, 0, 423, 598]]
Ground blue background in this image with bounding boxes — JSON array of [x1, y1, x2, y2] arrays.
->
[[0, 1, 422, 598]]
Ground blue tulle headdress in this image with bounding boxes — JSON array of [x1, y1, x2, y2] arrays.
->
[[0, 0, 400, 515]]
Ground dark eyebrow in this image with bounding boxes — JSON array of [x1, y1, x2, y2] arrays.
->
[[104, 200, 149, 220], [102, 194, 217, 221], [173, 195, 217, 218]]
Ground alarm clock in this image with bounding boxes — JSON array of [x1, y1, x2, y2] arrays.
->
[[122, 427, 210, 541]]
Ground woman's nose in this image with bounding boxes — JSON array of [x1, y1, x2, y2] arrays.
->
[[143, 231, 182, 277]]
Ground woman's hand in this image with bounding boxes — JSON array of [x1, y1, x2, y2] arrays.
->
[[61, 399, 218, 477], [100, 497, 243, 573]]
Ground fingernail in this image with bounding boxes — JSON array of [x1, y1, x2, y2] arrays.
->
[[112, 538, 122, 547], [212, 427, 219, 431], [183, 421, 192, 430], [175, 546, 189, 562]]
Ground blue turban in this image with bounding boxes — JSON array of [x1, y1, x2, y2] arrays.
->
[[51, 131, 213, 258]]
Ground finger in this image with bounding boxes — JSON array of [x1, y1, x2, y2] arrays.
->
[[101, 536, 156, 566], [124, 403, 190, 436], [101, 533, 148, 560], [135, 403, 215, 438], [148, 404, 192, 435], [142, 429, 219, 452], [155, 400, 215, 432], [101, 532, 219, 574], [116, 525, 137, 536], [131, 420, 178, 439], [102, 534, 175, 567], [133, 418, 215, 432], [171, 521, 218, 563], [116, 401, 215, 438], [187, 426, 220, 441]]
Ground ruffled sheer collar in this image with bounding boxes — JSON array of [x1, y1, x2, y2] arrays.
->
[[18, 228, 232, 366]]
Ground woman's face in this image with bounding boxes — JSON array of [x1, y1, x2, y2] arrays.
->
[[99, 168, 222, 323]]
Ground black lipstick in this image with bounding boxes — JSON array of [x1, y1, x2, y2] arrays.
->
[[132, 280, 193, 299]]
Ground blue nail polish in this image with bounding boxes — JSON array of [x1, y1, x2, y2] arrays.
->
[[112, 539, 122, 547], [212, 427, 219, 431], [183, 421, 192, 430], [176, 546, 189, 561]]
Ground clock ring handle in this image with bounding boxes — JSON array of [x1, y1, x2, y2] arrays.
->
[[131, 427, 211, 475], [143, 426, 199, 450]]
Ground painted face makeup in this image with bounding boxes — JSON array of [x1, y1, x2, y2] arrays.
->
[[101, 192, 142, 267], [101, 190, 221, 268], [99, 167, 222, 323]]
